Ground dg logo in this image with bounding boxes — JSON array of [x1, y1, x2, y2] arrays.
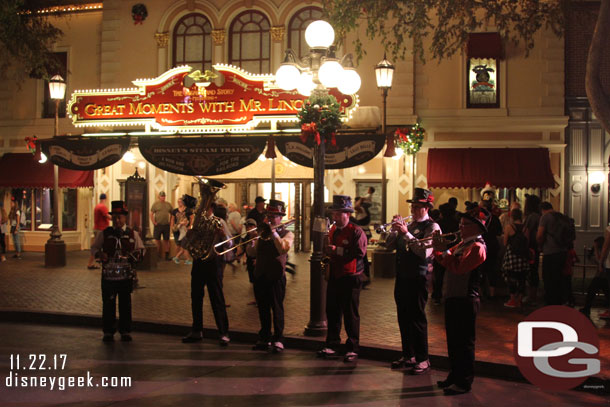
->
[[513, 306, 601, 391]]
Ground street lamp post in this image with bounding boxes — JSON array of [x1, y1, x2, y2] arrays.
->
[[375, 55, 395, 225], [275, 20, 361, 336], [45, 75, 67, 267]]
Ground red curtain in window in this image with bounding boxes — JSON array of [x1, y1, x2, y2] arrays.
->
[[467, 33, 504, 59]]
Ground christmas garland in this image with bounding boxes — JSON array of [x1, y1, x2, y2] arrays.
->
[[298, 94, 341, 146], [395, 123, 425, 155]]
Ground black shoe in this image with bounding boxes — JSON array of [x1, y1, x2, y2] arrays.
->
[[271, 342, 284, 353], [252, 341, 270, 351], [391, 356, 416, 369], [437, 378, 453, 389], [411, 360, 430, 375], [316, 347, 337, 358], [102, 333, 114, 342], [443, 384, 470, 395], [182, 331, 203, 343], [343, 352, 358, 363], [219, 335, 230, 347], [120, 334, 132, 342]]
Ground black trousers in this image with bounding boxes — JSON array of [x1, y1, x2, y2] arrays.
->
[[432, 260, 445, 301], [101, 278, 133, 334], [583, 271, 610, 312], [253, 275, 286, 343], [190, 257, 229, 335], [394, 274, 429, 362], [444, 296, 479, 390], [326, 274, 362, 353], [542, 252, 567, 305]]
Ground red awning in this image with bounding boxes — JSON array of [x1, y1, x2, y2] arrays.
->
[[427, 148, 555, 189], [467, 32, 504, 59], [0, 153, 93, 188]]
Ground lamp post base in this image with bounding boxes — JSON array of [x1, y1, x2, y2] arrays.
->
[[304, 250, 327, 337], [45, 239, 66, 268]]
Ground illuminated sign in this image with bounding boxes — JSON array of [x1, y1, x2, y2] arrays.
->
[[68, 65, 358, 132]]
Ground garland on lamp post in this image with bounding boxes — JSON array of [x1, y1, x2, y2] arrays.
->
[[395, 123, 425, 155], [298, 93, 341, 147]]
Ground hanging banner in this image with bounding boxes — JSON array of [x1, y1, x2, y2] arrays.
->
[[68, 65, 358, 132], [138, 136, 267, 176], [276, 134, 384, 169], [39, 136, 130, 170]]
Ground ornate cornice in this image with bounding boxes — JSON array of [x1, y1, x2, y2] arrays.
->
[[270, 26, 285, 42], [154, 32, 169, 48], [212, 29, 225, 45]]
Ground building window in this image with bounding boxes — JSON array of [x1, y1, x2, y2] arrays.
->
[[467, 58, 499, 108], [229, 10, 270, 74], [288, 7, 323, 60], [43, 52, 67, 119], [173, 13, 213, 71], [356, 181, 381, 224], [11, 188, 77, 231], [466, 33, 502, 108], [62, 189, 77, 230]]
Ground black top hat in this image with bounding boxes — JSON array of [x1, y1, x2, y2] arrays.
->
[[329, 195, 354, 213], [265, 199, 286, 216], [255, 196, 266, 204], [109, 200, 129, 216], [406, 188, 435, 207], [460, 203, 490, 233], [182, 194, 197, 210]]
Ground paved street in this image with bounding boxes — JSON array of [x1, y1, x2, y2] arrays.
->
[[0, 323, 606, 407], [0, 250, 608, 384]]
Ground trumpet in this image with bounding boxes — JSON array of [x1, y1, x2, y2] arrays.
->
[[375, 216, 413, 234], [213, 218, 296, 256]]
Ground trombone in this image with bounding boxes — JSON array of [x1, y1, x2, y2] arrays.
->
[[408, 231, 461, 244], [213, 218, 296, 256]]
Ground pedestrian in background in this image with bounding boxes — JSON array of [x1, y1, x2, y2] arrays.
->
[[8, 198, 21, 259], [170, 197, 193, 265], [0, 202, 7, 262], [523, 194, 542, 304], [536, 202, 568, 305], [150, 191, 173, 261], [87, 193, 111, 269]]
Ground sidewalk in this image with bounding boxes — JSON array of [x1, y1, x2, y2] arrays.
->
[[0, 250, 608, 383]]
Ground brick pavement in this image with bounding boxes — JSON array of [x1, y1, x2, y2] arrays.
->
[[0, 250, 608, 381]]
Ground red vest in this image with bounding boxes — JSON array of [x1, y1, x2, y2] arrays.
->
[[329, 223, 359, 279]]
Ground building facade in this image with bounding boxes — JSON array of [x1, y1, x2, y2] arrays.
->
[[0, 0, 573, 252]]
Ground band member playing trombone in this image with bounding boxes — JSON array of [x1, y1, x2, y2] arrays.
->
[[432, 203, 489, 395], [317, 195, 367, 363], [384, 188, 440, 374], [249, 199, 294, 353]]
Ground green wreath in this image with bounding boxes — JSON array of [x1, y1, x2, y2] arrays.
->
[[395, 123, 425, 155], [298, 94, 341, 146]]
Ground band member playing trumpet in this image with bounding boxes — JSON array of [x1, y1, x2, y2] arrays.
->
[[317, 195, 367, 363], [384, 188, 440, 374], [249, 199, 294, 353], [432, 203, 489, 395]]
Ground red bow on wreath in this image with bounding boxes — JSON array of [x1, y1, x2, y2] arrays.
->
[[25, 136, 38, 154], [301, 122, 320, 145]]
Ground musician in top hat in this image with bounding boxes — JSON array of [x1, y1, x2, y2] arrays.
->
[[182, 198, 233, 347], [317, 195, 368, 363], [384, 188, 441, 374], [432, 203, 489, 395], [249, 199, 294, 353], [91, 200, 144, 342]]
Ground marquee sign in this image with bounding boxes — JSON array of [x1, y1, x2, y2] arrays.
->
[[68, 65, 358, 132]]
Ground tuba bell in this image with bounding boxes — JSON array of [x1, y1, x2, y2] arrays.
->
[[183, 176, 226, 261]]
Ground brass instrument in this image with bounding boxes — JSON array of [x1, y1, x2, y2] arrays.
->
[[410, 231, 461, 243], [375, 215, 413, 234], [213, 218, 296, 256], [183, 176, 226, 260], [321, 220, 335, 281]]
